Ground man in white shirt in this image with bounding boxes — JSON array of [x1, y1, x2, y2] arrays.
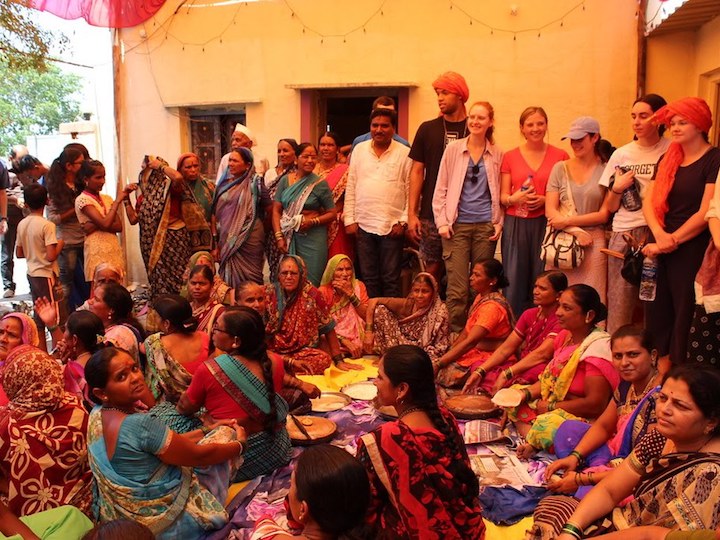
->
[[216, 123, 269, 182], [344, 109, 412, 297]]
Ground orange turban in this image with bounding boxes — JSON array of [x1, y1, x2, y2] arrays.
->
[[651, 97, 713, 228], [432, 72, 470, 103]]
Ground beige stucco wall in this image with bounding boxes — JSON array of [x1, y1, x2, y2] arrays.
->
[[117, 0, 640, 282], [646, 14, 720, 108]]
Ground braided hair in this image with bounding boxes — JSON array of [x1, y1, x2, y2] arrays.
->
[[382, 345, 479, 500], [223, 306, 278, 433]]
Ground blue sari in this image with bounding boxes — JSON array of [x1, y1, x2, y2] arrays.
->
[[274, 173, 334, 286], [87, 408, 228, 539]]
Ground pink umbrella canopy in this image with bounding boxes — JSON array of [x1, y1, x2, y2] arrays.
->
[[30, 0, 166, 28]]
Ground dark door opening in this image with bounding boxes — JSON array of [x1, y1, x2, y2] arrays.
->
[[188, 109, 246, 178], [326, 96, 386, 148]]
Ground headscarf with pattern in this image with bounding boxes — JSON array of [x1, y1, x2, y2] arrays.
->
[[1, 313, 40, 348], [1, 345, 63, 411]]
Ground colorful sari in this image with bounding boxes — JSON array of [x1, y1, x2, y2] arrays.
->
[[553, 383, 660, 498], [265, 255, 335, 375], [357, 407, 486, 540], [213, 162, 267, 287], [372, 273, 450, 362], [513, 329, 617, 451], [0, 345, 92, 517], [0, 313, 41, 406], [144, 332, 207, 433], [275, 173, 334, 286], [318, 254, 369, 355], [193, 301, 225, 336], [138, 157, 212, 299], [87, 409, 230, 539], [205, 354, 291, 481], [529, 430, 720, 539], [437, 291, 514, 391], [315, 163, 352, 259], [181, 251, 233, 305], [177, 152, 216, 224]]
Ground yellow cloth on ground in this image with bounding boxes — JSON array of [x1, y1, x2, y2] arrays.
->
[[226, 480, 250, 506], [485, 516, 533, 540], [297, 356, 378, 392]]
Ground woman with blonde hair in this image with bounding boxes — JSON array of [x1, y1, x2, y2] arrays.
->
[[433, 100, 504, 332]]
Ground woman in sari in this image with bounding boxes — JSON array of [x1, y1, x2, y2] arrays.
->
[[0, 312, 40, 405], [272, 143, 336, 286], [531, 365, 720, 540], [181, 251, 233, 305], [88, 282, 145, 367], [0, 345, 93, 517], [509, 284, 618, 454], [356, 345, 486, 539], [213, 147, 271, 287], [543, 325, 662, 498], [145, 295, 209, 433], [187, 265, 226, 336], [318, 254, 369, 359], [435, 258, 514, 392], [177, 152, 215, 224], [85, 347, 245, 538], [266, 255, 357, 374], [127, 156, 212, 299], [58, 310, 106, 410], [315, 132, 352, 259], [365, 272, 450, 363], [463, 270, 567, 395], [265, 138, 299, 282], [178, 307, 291, 482]]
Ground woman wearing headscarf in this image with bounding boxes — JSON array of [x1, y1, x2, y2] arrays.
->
[[128, 155, 212, 299], [213, 147, 271, 287], [176, 152, 215, 225], [318, 254, 369, 358], [181, 251, 233, 306], [364, 272, 450, 363], [642, 97, 720, 366], [0, 345, 93, 517], [265, 255, 357, 374], [0, 312, 40, 406]]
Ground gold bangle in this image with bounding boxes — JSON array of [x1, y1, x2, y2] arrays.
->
[[274, 231, 283, 239]]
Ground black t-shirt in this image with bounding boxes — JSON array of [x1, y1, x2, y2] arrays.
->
[[409, 117, 468, 220], [663, 146, 720, 233]]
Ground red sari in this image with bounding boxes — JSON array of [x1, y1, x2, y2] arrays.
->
[[315, 163, 353, 260], [356, 408, 486, 540]]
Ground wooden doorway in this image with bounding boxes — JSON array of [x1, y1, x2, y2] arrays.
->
[[188, 108, 246, 178]]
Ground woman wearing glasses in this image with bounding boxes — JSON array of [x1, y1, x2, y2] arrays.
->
[[433, 101, 504, 333]]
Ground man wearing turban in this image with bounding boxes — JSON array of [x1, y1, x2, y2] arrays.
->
[[408, 72, 470, 282]]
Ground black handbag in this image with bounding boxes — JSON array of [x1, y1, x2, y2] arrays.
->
[[619, 232, 646, 286]]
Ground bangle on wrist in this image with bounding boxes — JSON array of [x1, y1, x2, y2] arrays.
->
[[611, 187, 622, 194], [46, 324, 58, 333], [561, 522, 582, 540], [548, 400, 557, 411], [522, 388, 532, 402], [200, 425, 211, 435], [475, 367, 487, 378], [570, 450, 585, 467], [331, 353, 344, 365], [504, 367, 514, 380], [349, 294, 360, 306]]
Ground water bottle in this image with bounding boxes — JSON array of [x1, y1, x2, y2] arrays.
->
[[639, 256, 657, 302], [515, 175, 533, 218], [616, 166, 642, 212]]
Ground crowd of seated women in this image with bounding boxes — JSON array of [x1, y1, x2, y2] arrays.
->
[[1, 92, 719, 539]]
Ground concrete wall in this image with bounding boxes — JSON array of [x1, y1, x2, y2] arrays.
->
[[116, 0, 640, 281]]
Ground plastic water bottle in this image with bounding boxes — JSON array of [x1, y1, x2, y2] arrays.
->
[[515, 175, 533, 218], [616, 166, 642, 212], [639, 256, 657, 302]]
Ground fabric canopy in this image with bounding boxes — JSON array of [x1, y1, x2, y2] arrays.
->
[[31, 0, 166, 28]]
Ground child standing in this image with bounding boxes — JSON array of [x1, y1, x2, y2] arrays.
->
[[16, 184, 65, 351]]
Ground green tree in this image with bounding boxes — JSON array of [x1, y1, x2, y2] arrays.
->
[[0, 0, 66, 71], [0, 60, 81, 151]]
